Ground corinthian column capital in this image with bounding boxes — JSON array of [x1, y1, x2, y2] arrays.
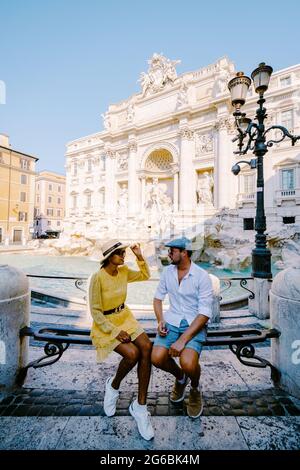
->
[[215, 116, 236, 133], [178, 126, 194, 140], [105, 147, 116, 159], [127, 140, 137, 152], [214, 116, 229, 131]]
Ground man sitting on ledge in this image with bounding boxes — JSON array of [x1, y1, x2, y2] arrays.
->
[[151, 237, 213, 418]]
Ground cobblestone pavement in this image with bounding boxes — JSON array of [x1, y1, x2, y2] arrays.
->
[[1, 387, 299, 418]]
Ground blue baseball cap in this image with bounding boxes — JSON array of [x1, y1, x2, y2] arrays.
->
[[165, 237, 193, 250]]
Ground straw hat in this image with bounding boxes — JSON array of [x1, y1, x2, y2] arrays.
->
[[99, 239, 129, 263]]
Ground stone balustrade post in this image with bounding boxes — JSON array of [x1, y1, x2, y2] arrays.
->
[[248, 278, 271, 319], [270, 267, 300, 399], [0, 265, 30, 396]]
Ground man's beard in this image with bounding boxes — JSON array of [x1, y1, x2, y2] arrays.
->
[[170, 259, 180, 265]]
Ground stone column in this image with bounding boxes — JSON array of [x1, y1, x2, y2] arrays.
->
[[104, 149, 116, 215], [173, 172, 179, 212], [141, 177, 146, 214], [214, 116, 231, 209], [0, 265, 30, 395], [178, 126, 196, 212], [127, 140, 138, 216], [270, 267, 300, 399]]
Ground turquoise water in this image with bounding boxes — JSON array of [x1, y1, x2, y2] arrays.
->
[[0, 253, 280, 304]]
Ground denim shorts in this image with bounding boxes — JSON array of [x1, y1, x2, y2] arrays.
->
[[153, 319, 206, 355]]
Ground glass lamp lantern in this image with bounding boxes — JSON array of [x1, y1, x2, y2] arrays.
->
[[251, 62, 273, 95], [238, 115, 252, 133], [228, 72, 251, 109]]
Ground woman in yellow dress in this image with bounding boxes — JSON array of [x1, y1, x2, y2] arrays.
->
[[88, 239, 154, 440]]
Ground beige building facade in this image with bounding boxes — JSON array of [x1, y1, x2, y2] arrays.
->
[[34, 171, 66, 237], [64, 55, 300, 241], [0, 134, 38, 244]]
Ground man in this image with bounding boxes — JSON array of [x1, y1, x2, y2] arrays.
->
[[151, 237, 213, 418]]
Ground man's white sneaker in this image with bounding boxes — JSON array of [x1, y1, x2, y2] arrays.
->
[[103, 377, 119, 417], [129, 399, 154, 441]]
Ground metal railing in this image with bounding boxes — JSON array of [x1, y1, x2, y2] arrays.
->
[[27, 274, 256, 305]]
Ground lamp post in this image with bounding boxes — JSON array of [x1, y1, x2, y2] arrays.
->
[[228, 63, 300, 279]]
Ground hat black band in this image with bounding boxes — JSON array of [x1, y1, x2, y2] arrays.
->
[[103, 242, 122, 257]]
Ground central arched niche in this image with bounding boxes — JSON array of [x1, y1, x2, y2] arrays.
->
[[144, 148, 173, 172], [143, 148, 174, 216]]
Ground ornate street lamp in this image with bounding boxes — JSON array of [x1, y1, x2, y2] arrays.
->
[[228, 63, 300, 279]]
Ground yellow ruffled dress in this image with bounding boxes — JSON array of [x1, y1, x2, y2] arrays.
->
[[88, 259, 150, 362]]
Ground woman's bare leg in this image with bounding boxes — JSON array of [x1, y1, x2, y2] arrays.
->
[[112, 342, 140, 389], [133, 333, 153, 405]]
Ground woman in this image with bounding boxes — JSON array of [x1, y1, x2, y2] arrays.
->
[[88, 239, 154, 441]]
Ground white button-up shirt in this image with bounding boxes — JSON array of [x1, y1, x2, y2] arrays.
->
[[154, 262, 213, 327]]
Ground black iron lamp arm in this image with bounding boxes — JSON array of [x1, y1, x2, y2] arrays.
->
[[233, 121, 259, 155], [263, 125, 300, 147]]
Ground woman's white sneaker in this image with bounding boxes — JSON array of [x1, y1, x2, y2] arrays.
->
[[129, 399, 154, 441], [103, 377, 119, 417]]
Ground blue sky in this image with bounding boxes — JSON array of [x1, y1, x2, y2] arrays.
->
[[1, 0, 300, 174]]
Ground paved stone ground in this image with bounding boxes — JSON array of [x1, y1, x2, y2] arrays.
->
[[0, 387, 299, 418], [0, 303, 300, 450]]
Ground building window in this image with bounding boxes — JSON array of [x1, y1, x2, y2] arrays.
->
[[48, 184, 53, 191], [47, 221, 51, 226], [20, 159, 30, 170], [86, 192, 92, 209], [47, 209, 54, 216], [73, 161, 78, 176], [36, 195, 40, 203], [283, 216, 295, 224], [281, 168, 295, 190], [21, 174, 27, 184], [20, 192, 26, 202], [58, 185, 61, 192], [57, 209, 61, 217], [18, 211, 27, 221], [72, 195, 77, 209], [57, 221, 61, 226], [243, 218, 254, 230], [243, 174, 255, 194], [37, 184, 40, 191], [280, 76, 291, 87], [87, 159, 92, 173], [57, 197, 61, 204], [48, 196, 52, 203], [281, 110, 293, 131], [100, 155, 106, 171]]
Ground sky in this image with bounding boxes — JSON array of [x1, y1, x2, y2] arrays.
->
[[1, 0, 300, 174]]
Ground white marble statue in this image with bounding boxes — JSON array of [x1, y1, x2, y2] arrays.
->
[[139, 53, 181, 96], [213, 64, 230, 97], [126, 103, 135, 123], [101, 112, 111, 130], [177, 81, 188, 108], [117, 153, 128, 171], [196, 172, 214, 205], [117, 184, 128, 214]]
